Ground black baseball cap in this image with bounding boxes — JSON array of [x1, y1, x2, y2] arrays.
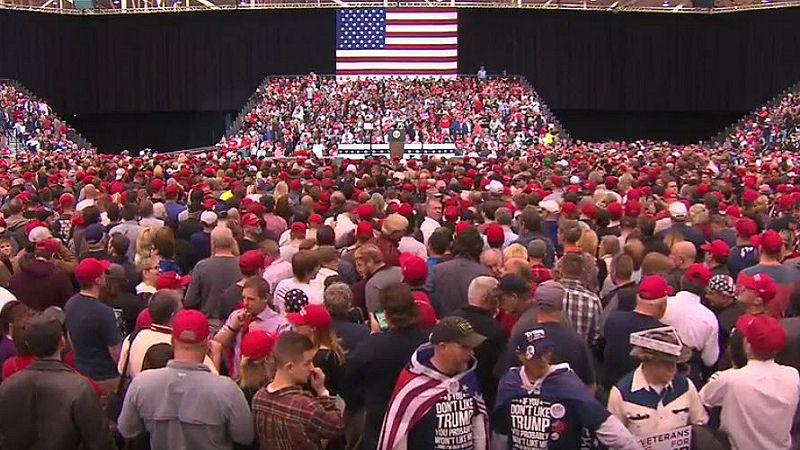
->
[[497, 274, 531, 296], [430, 317, 486, 348]]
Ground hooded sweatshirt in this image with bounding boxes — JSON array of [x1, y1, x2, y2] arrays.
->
[[378, 343, 488, 450], [8, 256, 74, 311], [491, 363, 640, 450]]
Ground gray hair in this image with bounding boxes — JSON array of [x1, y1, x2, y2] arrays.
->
[[324, 283, 353, 318], [468, 276, 500, 305]]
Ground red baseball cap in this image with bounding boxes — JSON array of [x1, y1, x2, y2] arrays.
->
[[607, 202, 623, 220], [156, 271, 192, 290], [172, 310, 209, 344], [561, 202, 577, 215], [240, 331, 277, 361], [734, 218, 758, 237], [638, 275, 672, 300], [684, 263, 711, 287], [150, 178, 165, 192], [759, 229, 783, 253], [309, 214, 323, 225], [701, 240, 730, 261], [356, 204, 374, 220], [725, 205, 742, 218], [737, 273, 777, 302], [736, 314, 785, 354], [397, 203, 414, 218], [455, 221, 472, 236], [290, 222, 307, 234], [34, 238, 60, 255], [165, 184, 179, 198], [287, 304, 331, 330], [241, 213, 261, 228], [485, 224, 505, 247], [581, 203, 598, 219], [58, 193, 75, 206], [239, 250, 266, 273], [74, 258, 111, 285], [742, 189, 759, 205], [444, 205, 459, 222], [778, 195, 795, 211], [400, 254, 428, 285], [356, 221, 373, 240]]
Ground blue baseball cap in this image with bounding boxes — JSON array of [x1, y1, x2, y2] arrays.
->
[[513, 326, 555, 361]]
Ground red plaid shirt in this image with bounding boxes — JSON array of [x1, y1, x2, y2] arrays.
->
[[530, 263, 553, 283], [252, 385, 344, 450]]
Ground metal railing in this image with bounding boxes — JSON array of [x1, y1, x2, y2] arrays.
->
[[0, 78, 92, 150]]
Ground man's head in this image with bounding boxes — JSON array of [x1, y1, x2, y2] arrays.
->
[[148, 289, 182, 326], [454, 227, 486, 261], [527, 239, 547, 263], [559, 220, 583, 246], [534, 280, 565, 322], [480, 248, 503, 278], [681, 263, 710, 296], [706, 274, 736, 309], [668, 201, 688, 222], [354, 244, 385, 278], [758, 229, 784, 261], [559, 253, 584, 281], [513, 326, 555, 379], [630, 326, 689, 386], [701, 240, 730, 267], [171, 310, 210, 361], [242, 277, 270, 316], [497, 274, 532, 314], [430, 316, 486, 375], [272, 330, 317, 386], [323, 283, 353, 319], [239, 250, 267, 278], [611, 254, 634, 284], [736, 314, 785, 361], [211, 225, 235, 253], [108, 233, 130, 258], [467, 276, 499, 311], [518, 206, 542, 234], [636, 275, 670, 318], [736, 273, 777, 311], [669, 241, 696, 270], [200, 211, 218, 229], [427, 229, 451, 257], [24, 309, 65, 359], [74, 258, 111, 291], [291, 250, 320, 283], [426, 197, 443, 222], [381, 214, 408, 243], [380, 282, 419, 330]]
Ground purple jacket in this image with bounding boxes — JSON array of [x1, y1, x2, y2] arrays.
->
[[8, 257, 75, 311]]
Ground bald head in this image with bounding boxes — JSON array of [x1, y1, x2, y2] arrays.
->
[[669, 241, 696, 269], [211, 225, 235, 251]]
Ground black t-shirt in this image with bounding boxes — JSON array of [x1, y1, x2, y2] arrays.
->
[[601, 311, 663, 389], [239, 239, 261, 254], [106, 291, 144, 337], [453, 305, 508, 408], [64, 293, 121, 381], [314, 348, 345, 396]]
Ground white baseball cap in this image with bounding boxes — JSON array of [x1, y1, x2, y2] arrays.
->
[[668, 202, 688, 219], [200, 211, 218, 225]]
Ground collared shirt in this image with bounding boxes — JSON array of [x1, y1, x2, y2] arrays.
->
[[398, 235, 427, 260], [608, 365, 708, 438], [560, 278, 603, 344], [420, 216, 441, 245], [661, 291, 720, 367], [530, 262, 552, 283], [263, 213, 288, 240], [252, 384, 344, 450], [224, 307, 291, 373], [699, 359, 800, 450], [118, 360, 254, 450], [109, 220, 143, 261]]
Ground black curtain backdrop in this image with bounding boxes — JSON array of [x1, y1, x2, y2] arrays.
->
[[0, 9, 335, 114], [458, 8, 800, 113], [2, 8, 800, 148]]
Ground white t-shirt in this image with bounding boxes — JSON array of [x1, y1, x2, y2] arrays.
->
[[273, 278, 323, 315], [0, 287, 17, 313]]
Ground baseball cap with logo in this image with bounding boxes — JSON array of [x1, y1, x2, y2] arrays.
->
[[430, 316, 486, 348], [638, 275, 672, 300], [737, 273, 777, 302], [287, 304, 332, 330], [74, 258, 111, 285], [534, 280, 565, 311], [156, 271, 192, 290], [736, 314, 785, 354], [172, 310, 209, 344], [668, 202, 688, 219], [513, 326, 555, 361]]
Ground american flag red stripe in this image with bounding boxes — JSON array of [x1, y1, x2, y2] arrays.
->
[[336, 8, 458, 79]]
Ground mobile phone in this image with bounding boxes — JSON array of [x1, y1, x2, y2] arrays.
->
[[374, 311, 389, 332]]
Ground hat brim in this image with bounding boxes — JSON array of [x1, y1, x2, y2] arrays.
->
[[456, 331, 487, 348], [286, 312, 307, 327]]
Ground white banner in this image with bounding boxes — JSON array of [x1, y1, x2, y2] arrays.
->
[[638, 426, 692, 450]]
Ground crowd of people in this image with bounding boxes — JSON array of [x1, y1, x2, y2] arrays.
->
[[0, 75, 798, 450], [221, 74, 560, 158], [0, 82, 82, 154]]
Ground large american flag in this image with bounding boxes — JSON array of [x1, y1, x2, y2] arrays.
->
[[335, 8, 458, 78]]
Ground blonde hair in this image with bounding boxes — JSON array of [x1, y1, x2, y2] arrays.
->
[[314, 327, 346, 364], [273, 182, 289, 199], [600, 235, 621, 257], [578, 229, 599, 257], [503, 243, 528, 261], [134, 227, 154, 267], [237, 358, 274, 390]]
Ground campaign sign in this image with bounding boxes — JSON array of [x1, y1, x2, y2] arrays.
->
[[508, 396, 563, 449], [638, 425, 692, 450]]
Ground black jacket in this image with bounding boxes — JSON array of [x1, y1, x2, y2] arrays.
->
[[452, 305, 508, 408]]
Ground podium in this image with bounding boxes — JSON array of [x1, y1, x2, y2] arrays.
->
[[389, 128, 405, 159]]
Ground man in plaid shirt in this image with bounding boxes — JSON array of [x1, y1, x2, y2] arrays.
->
[[252, 330, 344, 450], [559, 253, 603, 346]]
